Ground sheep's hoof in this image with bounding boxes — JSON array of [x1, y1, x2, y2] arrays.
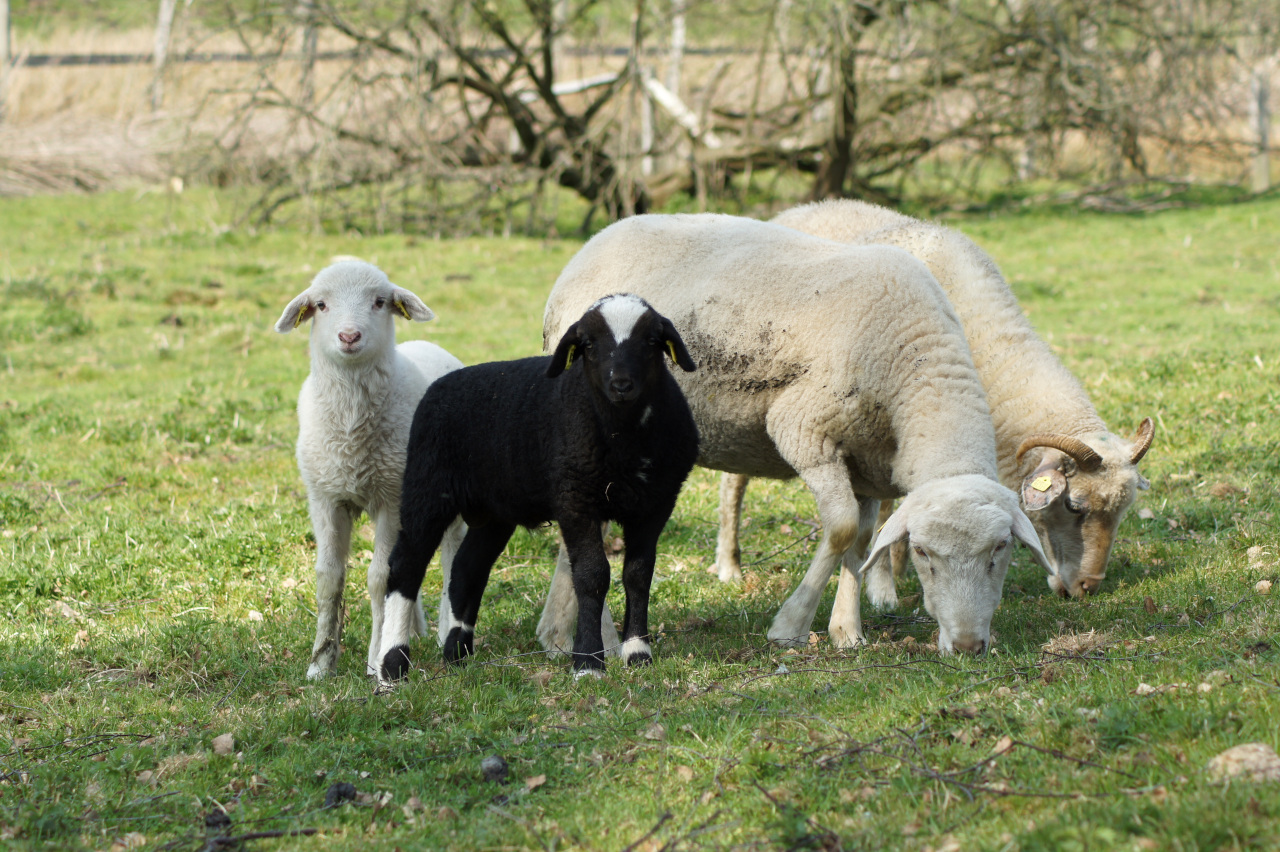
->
[[442, 627, 474, 665], [829, 627, 866, 650], [380, 645, 412, 681], [571, 651, 607, 676], [572, 667, 605, 681], [715, 560, 744, 583], [307, 642, 339, 680]]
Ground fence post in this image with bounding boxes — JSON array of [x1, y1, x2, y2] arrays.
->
[[151, 0, 178, 110], [0, 0, 10, 124], [1250, 63, 1271, 193]]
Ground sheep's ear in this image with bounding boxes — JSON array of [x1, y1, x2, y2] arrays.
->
[[547, 323, 582, 378], [1020, 466, 1066, 511], [390, 286, 434, 322], [275, 290, 315, 333], [859, 500, 910, 576], [1011, 507, 1054, 576], [659, 316, 697, 372]]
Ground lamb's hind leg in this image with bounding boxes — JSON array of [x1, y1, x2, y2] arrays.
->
[[714, 473, 749, 582], [767, 463, 861, 646], [380, 507, 452, 682], [536, 528, 620, 659], [436, 517, 467, 647], [307, 498, 354, 680]]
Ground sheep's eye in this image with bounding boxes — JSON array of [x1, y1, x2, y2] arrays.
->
[[374, 297, 386, 309], [315, 301, 326, 311], [582, 339, 595, 351], [912, 545, 927, 559], [994, 538, 1008, 552]]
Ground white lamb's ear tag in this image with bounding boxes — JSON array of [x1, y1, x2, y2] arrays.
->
[[394, 298, 412, 320]]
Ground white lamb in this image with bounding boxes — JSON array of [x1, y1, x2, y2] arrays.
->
[[275, 260, 465, 679], [723, 200, 1151, 601], [536, 214, 1051, 655]]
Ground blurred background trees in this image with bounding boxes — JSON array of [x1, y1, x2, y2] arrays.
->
[[2, 0, 1277, 231]]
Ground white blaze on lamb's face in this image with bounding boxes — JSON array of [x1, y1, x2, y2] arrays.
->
[[592, 293, 652, 343]]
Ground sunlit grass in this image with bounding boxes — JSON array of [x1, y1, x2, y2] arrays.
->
[[0, 188, 1278, 850]]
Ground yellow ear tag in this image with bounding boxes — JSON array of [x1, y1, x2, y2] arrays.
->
[[1031, 475, 1053, 493], [293, 307, 307, 329], [395, 299, 412, 320], [666, 340, 678, 365], [565, 344, 576, 370]]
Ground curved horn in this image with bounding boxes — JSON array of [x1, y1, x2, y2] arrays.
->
[[1016, 433, 1103, 472], [1129, 417, 1155, 465]]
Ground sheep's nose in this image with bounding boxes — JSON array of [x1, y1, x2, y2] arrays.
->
[[952, 636, 987, 655], [1078, 577, 1101, 596], [609, 377, 635, 398], [338, 331, 362, 345]]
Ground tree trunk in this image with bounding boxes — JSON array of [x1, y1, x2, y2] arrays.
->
[[809, 3, 879, 200]]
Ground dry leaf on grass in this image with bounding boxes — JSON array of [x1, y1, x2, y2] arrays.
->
[[211, 734, 234, 756], [643, 723, 666, 741], [1256, 580, 1272, 595], [525, 774, 547, 792]]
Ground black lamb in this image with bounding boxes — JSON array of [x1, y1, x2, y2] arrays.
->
[[378, 294, 699, 678]]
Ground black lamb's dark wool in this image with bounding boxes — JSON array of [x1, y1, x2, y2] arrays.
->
[[381, 295, 698, 676]]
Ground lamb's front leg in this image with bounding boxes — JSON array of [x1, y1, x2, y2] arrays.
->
[[561, 518, 613, 675], [618, 519, 664, 666], [307, 498, 354, 679]]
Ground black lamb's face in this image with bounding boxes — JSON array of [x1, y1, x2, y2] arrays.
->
[[547, 294, 696, 404]]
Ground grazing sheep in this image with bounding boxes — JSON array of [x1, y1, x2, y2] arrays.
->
[[537, 214, 1050, 655], [378, 294, 698, 679], [727, 200, 1150, 600], [275, 260, 465, 679]]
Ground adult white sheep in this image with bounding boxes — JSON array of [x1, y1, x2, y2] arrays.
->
[[275, 260, 465, 679], [536, 214, 1051, 654], [711, 200, 1150, 601]]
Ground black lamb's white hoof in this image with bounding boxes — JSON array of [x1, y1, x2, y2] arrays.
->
[[442, 627, 475, 665], [380, 644, 412, 681]]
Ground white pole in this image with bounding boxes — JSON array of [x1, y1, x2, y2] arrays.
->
[[0, 0, 11, 124], [151, 0, 178, 111], [1250, 64, 1271, 193]]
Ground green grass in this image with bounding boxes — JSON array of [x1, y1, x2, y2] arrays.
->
[[1, 188, 1278, 851]]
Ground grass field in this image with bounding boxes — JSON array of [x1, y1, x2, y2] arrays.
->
[[1, 187, 1279, 851]]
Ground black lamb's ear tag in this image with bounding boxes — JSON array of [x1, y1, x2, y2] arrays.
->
[[564, 344, 576, 371], [666, 340, 678, 365]]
